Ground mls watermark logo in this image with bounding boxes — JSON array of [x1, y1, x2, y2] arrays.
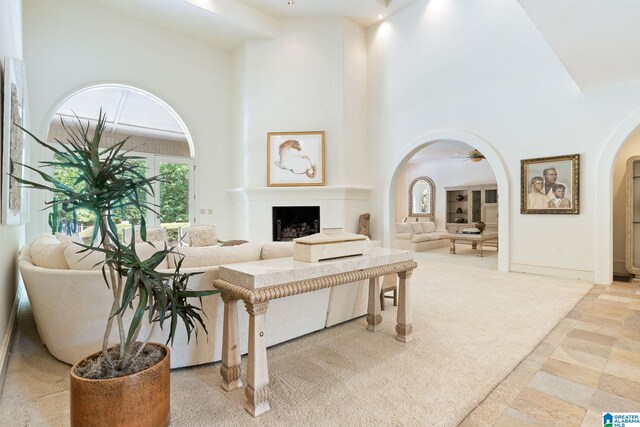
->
[[603, 412, 640, 427]]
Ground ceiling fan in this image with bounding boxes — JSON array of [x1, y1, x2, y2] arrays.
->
[[452, 149, 485, 162]]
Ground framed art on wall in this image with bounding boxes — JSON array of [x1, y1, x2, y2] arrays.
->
[[267, 131, 325, 187], [2, 56, 29, 225], [521, 153, 580, 214]]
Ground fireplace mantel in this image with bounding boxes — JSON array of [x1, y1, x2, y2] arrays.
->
[[228, 186, 371, 202], [228, 186, 372, 242]]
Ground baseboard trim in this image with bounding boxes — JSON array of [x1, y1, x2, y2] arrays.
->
[[0, 284, 21, 394], [510, 263, 595, 282], [613, 260, 628, 276]]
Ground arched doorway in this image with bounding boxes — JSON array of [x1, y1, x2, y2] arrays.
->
[[595, 107, 640, 285], [383, 130, 510, 272], [37, 84, 195, 243]]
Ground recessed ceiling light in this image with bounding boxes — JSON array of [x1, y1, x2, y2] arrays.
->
[[378, 14, 383, 20]]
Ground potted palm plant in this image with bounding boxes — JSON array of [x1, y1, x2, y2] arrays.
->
[[15, 111, 217, 426]]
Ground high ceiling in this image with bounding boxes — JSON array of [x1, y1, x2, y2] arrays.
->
[[82, 0, 640, 91], [516, 0, 640, 91], [70, 0, 640, 145]]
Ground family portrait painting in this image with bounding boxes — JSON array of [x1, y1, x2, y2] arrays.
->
[[521, 154, 580, 214]]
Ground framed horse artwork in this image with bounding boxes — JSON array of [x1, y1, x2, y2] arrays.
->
[[267, 131, 325, 187]]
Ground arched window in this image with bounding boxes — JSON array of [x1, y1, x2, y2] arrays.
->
[[45, 85, 194, 243], [409, 176, 435, 218]]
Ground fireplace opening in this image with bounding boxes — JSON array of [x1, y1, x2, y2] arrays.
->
[[272, 206, 320, 241]]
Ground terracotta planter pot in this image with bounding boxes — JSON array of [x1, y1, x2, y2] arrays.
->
[[70, 343, 170, 427]]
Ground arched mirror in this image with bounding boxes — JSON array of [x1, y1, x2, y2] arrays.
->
[[409, 176, 435, 218]]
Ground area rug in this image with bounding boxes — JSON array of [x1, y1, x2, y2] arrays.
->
[[171, 256, 593, 426], [0, 256, 592, 426]]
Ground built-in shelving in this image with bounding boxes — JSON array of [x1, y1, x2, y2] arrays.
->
[[445, 185, 498, 236], [626, 157, 640, 277]]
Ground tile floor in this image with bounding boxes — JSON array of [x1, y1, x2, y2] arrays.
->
[[462, 280, 640, 426]]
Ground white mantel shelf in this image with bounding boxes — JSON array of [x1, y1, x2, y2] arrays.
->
[[228, 186, 372, 202]]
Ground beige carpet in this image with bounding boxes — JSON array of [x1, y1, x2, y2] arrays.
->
[[0, 249, 593, 426]]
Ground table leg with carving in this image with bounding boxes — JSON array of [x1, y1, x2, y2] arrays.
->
[[449, 239, 456, 254], [477, 242, 483, 257], [244, 301, 271, 417], [220, 293, 242, 391], [396, 270, 413, 343], [366, 277, 382, 332]]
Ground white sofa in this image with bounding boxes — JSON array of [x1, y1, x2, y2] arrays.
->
[[19, 234, 369, 369], [394, 221, 449, 252]]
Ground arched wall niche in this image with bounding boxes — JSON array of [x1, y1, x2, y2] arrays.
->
[[383, 129, 510, 272]]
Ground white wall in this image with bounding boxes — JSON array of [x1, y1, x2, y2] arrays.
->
[[234, 18, 367, 188], [23, 0, 233, 241], [0, 0, 24, 391], [367, 0, 640, 283], [230, 18, 371, 240]]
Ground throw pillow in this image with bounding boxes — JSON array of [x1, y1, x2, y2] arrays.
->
[[30, 235, 70, 269], [64, 244, 105, 270], [168, 242, 262, 268], [409, 222, 423, 234], [421, 222, 436, 233], [395, 223, 412, 234], [135, 242, 169, 269], [188, 228, 218, 247], [260, 242, 294, 260]]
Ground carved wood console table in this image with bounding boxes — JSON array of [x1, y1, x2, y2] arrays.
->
[[213, 248, 417, 417]]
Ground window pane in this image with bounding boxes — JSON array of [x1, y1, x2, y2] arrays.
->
[[159, 162, 190, 244]]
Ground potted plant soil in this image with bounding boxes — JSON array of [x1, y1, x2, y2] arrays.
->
[[15, 112, 217, 426]]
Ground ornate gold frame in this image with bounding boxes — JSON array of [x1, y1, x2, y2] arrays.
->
[[520, 153, 580, 214], [408, 176, 435, 218], [267, 131, 325, 187]]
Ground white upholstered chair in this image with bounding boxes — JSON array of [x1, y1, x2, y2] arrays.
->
[[122, 225, 168, 244]]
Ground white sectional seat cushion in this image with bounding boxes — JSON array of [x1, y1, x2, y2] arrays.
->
[[260, 242, 294, 260], [30, 235, 70, 269], [169, 242, 263, 268], [394, 223, 412, 234], [421, 222, 436, 233], [395, 233, 413, 240], [411, 233, 440, 243]]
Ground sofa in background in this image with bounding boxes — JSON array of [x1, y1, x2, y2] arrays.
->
[[19, 234, 370, 369], [394, 221, 449, 252]]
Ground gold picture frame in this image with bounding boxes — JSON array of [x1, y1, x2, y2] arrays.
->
[[267, 131, 325, 187], [521, 154, 580, 214]]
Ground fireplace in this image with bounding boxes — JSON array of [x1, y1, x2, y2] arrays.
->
[[272, 206, 320, 241]]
